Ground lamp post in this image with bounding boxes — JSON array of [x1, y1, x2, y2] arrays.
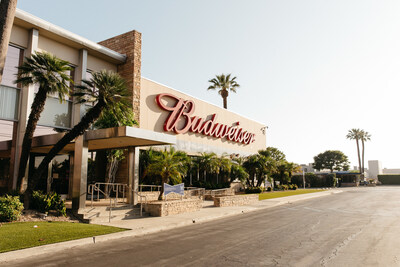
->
[[302, 169, 306, 189]]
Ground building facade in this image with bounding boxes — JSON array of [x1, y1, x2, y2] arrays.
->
[[0, 9, 266, 210]]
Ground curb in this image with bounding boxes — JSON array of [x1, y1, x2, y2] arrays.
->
[[0, 189, 342, 263]]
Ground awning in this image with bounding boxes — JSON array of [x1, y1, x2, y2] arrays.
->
[[0, 126, 176, 155]]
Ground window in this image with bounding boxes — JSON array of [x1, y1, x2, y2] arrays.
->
[[37, 67, 75, 129], [0, 45, 23, 121]]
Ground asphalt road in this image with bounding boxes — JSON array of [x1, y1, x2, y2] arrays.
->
[[7, 186, 400, 267]]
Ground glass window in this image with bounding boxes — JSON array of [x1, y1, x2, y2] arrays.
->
[[0, 45, 23, 121], [38, 67, 75, 129], [1, 45, 23, 88]]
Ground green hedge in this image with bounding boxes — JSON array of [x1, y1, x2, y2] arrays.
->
[[291, 173, 336, 187], [378, 174, 400, 185]]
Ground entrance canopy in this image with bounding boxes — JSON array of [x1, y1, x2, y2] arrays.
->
[[0, 126, 176, 155]]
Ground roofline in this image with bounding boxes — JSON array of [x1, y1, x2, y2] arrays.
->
[[15, 9, 126, 64], [141, 76, 268, 127]]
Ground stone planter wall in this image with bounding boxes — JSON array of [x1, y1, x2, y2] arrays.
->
[[214, 194, 259, 207], [144, 199, 203, 217], [138, 191, 203, 202], [204, 188, 234, 200]]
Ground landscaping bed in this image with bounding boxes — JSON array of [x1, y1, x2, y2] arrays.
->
[[0, 221, 126, 253], [258, 189, 326, 200]]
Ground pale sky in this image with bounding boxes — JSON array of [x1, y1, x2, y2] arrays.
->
[[17, 0, 400, 169]]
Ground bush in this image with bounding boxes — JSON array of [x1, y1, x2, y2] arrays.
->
[[245, 187, 263, 194], [377, 175, 400, 185], [0, 195, 24, 222], [31, 191, 66, 216], [289, 184, 298, 190], [266, 186, 272, 192]]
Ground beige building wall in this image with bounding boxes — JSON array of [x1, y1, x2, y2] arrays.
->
[[140, 78, 266, 156], [37, 36, 80, 66], [87, 54, 117, 72], [9, 25, 29, 48]]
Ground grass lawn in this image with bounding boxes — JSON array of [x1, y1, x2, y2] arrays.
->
[[0, 221, 127, 253], [258, 189, 326, 201]]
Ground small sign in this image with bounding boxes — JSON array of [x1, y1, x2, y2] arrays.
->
[[164, 183, 184, 196]]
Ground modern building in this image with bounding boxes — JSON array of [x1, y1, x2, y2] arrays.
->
[[0, 9, 266, 211], [367, 160, 382, 180]]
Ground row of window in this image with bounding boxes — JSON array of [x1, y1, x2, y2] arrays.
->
[[0, 45, 94, 130]]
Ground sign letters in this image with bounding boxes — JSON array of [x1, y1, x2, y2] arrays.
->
[[156, 93, 256, 145]]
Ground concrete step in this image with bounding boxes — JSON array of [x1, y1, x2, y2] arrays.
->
[[87, 212, 149, 223], [78, 205, 148, 223]]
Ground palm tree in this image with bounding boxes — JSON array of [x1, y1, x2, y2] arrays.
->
[[360, 130, 371, 175], [215, 154, 232, 184], [15, 52, 72, 191], [207, 73, 240, 109], [146, 147, 190, 200], [0, 0, 18, 84], [93, 102, 138, 194], [197, 152, 219, 182], [28, 70, 131, 199], [346, 129, 362, 174]]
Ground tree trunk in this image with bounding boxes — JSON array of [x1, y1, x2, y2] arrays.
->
[[17, 88, 48, 192], [361, 139, 365, 176], [158, 176, 166, 200], [0, 0, 18, 84], [223, 96, 227, 109], [26, 102, 104, 207], [356, 139, 361, 174]]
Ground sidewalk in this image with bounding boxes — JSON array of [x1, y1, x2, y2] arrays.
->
[[0, 189, 342, 263]]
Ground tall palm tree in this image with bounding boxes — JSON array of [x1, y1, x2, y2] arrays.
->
[[28, 70, 130, 198], [197, 152, 219, 181], [0, 0, 18, 84], [346, 129, 362, 174], [16, 52, 72, 191], [215, 154, 232, 184], [146, 147, 190, 200], [360, 130, 371, 175], [207, 73, 240, 109]]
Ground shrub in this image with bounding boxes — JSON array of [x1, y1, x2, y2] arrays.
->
[[0, 195, 24, 222], [245, 187, 263, 194], [266, 186, 272, 192], [31, 191, 66, 216]]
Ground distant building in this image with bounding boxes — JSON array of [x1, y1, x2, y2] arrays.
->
[[299, 163, 316, 173], [368, 160, 383, 180]]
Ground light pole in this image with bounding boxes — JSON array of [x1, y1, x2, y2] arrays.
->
[[302, 169, 306, 189]]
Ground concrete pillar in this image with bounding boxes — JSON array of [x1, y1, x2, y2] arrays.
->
[[127, 147, 139, 205], [11, 28, 39, 190], [71, 49, 87, 211], [71, 137, 88, 211]]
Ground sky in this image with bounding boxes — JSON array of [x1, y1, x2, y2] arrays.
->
[[16, 0, 400, 169]]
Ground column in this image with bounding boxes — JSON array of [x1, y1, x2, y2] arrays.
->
[[127, 147, 140, 205], [71, 49, 87, 211]]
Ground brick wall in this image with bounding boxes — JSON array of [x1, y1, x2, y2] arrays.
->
[[98, 30, 142, 125]]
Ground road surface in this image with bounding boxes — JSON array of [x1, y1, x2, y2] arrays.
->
[[6, 186, 400, 266]]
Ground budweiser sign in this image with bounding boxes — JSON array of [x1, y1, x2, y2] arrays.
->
[[156, 93, 256, 145]]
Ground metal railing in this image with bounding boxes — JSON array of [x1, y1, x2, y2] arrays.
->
[[87, 182, 148, 220], [88, 182, 127, 208], [139, 185, 162, 192]]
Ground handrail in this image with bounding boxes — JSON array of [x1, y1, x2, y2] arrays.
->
[[139, 185, 161, 192], [87, 182, 148, 220]]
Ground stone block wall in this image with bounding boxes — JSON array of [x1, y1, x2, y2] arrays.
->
[[144, 199, 202, 217], [214, 194, 259, 207], [138, 191, 203, 202], [204, 188, 234, 200], [99, 30, 142, 125]]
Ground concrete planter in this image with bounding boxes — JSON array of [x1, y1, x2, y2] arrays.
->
[[144, 199, 203, 217], [214, 194, 259, 207]]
